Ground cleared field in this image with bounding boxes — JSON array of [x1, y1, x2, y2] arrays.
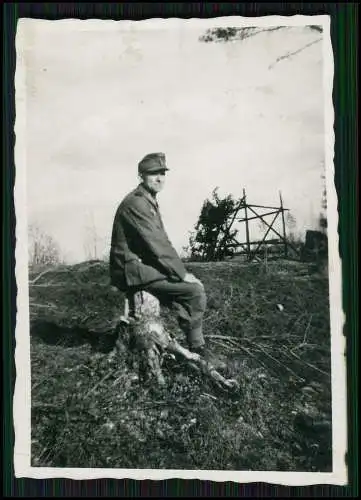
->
[[29, 259, 332, 471]]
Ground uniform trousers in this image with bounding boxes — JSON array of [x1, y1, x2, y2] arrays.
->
[[131, 279, 207, 350]]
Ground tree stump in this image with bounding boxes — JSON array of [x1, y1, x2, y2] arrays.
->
[[115, 289, 240, 393]]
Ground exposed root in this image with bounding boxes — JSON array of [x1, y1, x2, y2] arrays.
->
[[115, 307, 240, 394]]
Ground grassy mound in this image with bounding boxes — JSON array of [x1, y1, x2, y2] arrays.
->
[[29, 259, 332, 471]]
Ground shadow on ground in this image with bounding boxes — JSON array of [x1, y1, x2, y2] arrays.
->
[[30, 319, 119, 354]]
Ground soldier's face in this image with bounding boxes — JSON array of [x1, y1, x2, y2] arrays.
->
[[141, 171, 166, 194]]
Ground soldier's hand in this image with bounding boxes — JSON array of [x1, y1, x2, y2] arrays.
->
[[183, 272, 204, 288]]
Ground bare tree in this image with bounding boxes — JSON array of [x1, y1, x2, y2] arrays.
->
[[28, 223, 62, 267], [318, 172, 328, 234], [285, 213, 304, 252], [83, 211, 102, 261], [199, 25, 323, 69]]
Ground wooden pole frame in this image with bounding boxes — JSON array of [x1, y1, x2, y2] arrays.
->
[[218, 189, 300, 261], [243, 189, 251, 261], [279, 191, 288, 258]]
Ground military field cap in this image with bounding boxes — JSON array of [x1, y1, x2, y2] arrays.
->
[[138, 152, 169, 174]]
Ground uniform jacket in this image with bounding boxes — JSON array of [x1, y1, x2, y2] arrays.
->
[[109, 183, 187, 291]]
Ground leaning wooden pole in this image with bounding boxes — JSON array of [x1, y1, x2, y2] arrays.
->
[[243, 188, 251, 261], [279, 191, 288, 258]]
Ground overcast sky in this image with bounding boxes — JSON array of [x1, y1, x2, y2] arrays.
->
[[17, 18, 325, 263]]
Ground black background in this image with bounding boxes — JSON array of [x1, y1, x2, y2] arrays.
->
[[3, 3, 358, 497]]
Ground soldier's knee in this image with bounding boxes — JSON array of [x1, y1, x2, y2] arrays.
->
[[191, 283, 207, 311], [200, 290, 207, 312]]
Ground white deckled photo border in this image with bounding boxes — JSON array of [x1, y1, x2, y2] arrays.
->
[[13, 14, 347, 485]]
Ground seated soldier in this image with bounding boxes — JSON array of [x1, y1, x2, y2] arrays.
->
[[109, 152, 225, 370]]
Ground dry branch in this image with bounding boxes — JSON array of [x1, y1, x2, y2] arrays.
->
[[84, 370, 115, 398], [205, 334, 243, 342], [269, 38, 322, 69], [29, 268, 59, 285], [208, 338, 239, 352], [302, 314, 313, 345], [30, 303, 57, 309], [283, 347, 329, 377], [245, 341, 305, 382]]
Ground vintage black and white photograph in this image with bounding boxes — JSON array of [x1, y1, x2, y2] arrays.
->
[[14, 15, 347, 483]]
